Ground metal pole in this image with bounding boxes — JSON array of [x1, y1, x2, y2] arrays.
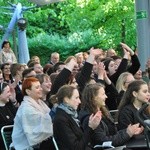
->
[[0, 6, 17, 49], [16, 3, 30, 64], [135, 0, 150, 71], [12, 28, 18, 59]]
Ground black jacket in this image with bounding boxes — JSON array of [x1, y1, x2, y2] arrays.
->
[[79, 109, 131, 147], [53, 108, 93, 150], [118, 104, 140, 130]]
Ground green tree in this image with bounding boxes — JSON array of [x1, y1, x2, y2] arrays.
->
[[0, 0, 136, 64]]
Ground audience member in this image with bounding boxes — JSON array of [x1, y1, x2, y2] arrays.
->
[[31, 55, 40, 64], [1, 63, 13, 83], [28, 61, 43, 75], [79, 83, 143, 147], [102, 43, 140, 86], [118, 80, 150, 130], [0, 40, 17, 64], [43, 63, 53, 74], [0, 82, 17, 150], [107, 48, 117, 57], [12, 77, 53, 150], [22, 67, 36, 80], [36, 74, 52, 108], [53, 85, 102, 149], [116, 72, 135, 106], [10, 63, 25, 104], [49, 52, 60, 65]]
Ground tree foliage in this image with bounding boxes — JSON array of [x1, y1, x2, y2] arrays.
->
[[0, 0, 136, 64]]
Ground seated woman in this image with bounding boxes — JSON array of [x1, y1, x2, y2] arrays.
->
[[0, 82, 17, 150], [53, 85, 102, 150], [116, 72, 135, 106], [79, 83, 143, 147], [36, 74, 52, 108], [12, 77, 53, 150], [118, 80, 150, 130]]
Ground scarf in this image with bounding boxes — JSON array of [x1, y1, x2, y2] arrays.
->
[[58, 103, 80, 126], [23, 96, 50, 114]]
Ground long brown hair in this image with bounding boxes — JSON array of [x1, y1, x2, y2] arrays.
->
[[118, 80, 147, 111], [50, 85, 77, 104], [81, 83, 110, 119]]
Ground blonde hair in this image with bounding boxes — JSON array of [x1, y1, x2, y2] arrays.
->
[[116, 72, 133, 93]]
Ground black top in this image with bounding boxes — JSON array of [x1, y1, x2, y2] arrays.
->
[[110, 54, 140, 86], [53, 108, 93, 150], [79, 110, 131, 147], [0, 101, 17, 150], [118, 104, 139, 130], [0, 101, 17, 129], [97, 79, 119, 110]]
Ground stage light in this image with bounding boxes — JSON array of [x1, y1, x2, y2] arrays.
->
[[17, 18, 27, 31]]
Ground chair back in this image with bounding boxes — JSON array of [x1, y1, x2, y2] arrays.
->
[[109, 110, 119, 125], [1, 125, 13, 150]]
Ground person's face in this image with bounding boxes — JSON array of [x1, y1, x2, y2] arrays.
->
[[114, 59, 121, 67], [33, 57, 40, 63], [124, 74, 135, 90], [65, 89, 81, 110], [17, 66, 25, 79], [0, 86, 11, 104], [27, 81, 43, 100], [3, 65, 11, 75], [34, 64, 43, 74], [134, 84, 150, 103], [41, 77, 52, 94], [108, 61, 117, 76], [4, 43, 10, 49], [95, 87, 107, 107], [51, 54, 59, 64], [76, 55, 83, 64], [72, 65, 79, 76], [83, 53, 89, 60], [134, 69, 142, 80], [107, 49, 116, 57]]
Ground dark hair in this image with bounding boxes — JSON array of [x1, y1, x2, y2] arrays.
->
[[53, 61, 65, 72], [1, 63, 10, 70], [1, 40, 11, 49], [43, 64, 53, 74], [102, 57, 113, 71], [50, 72, 58, 85], [22, 77, 39, 96], [111, 55, 122, 60], [10, 63, 22, 77], [81, 83, 105, 114], [36, 74, 50, 84], [28, 61, 39, 68], [118, 80, 147, 111], [81, 83, 111, 120], [22, 67, 34, 79], [0, 82, 8, 94]]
